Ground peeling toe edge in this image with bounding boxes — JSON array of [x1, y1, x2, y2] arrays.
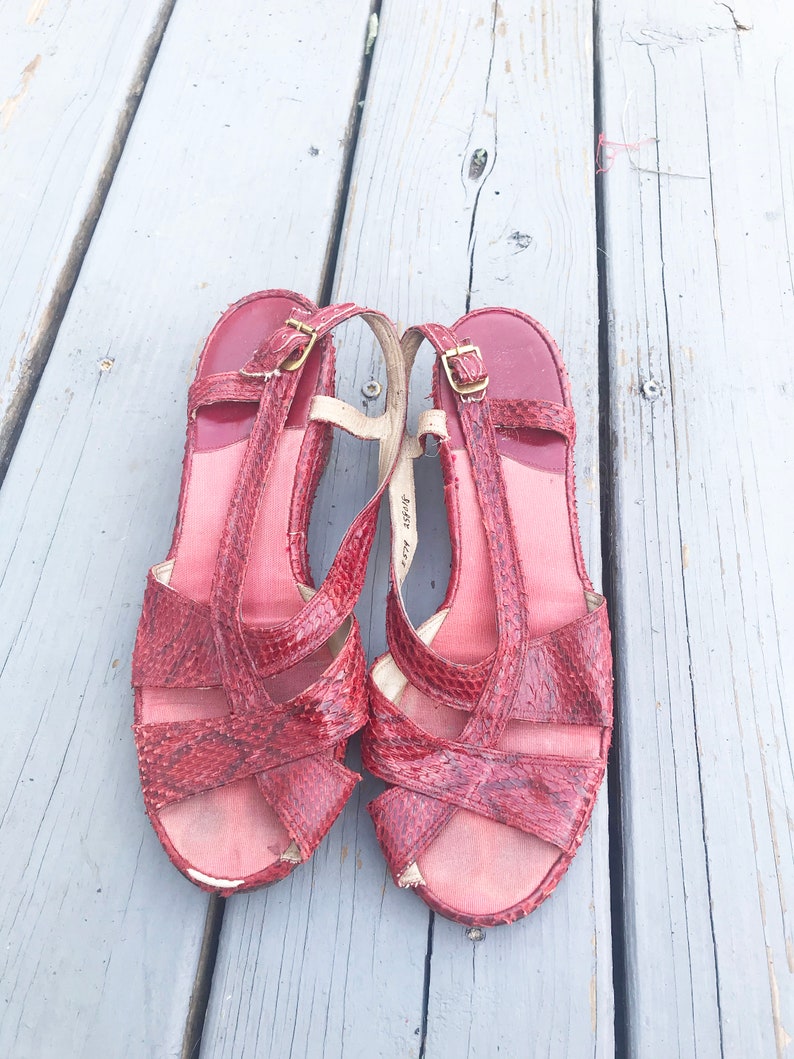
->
[[183, 840, 303, 891], [279, 840, 303, 864], [397, 861, 426, 888], [186, 868, 245, 889]]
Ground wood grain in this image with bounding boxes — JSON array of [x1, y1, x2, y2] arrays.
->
[[201, 1, 613, 1056], [0, 2, 372, 1055], [0, 0, 176, 471], [598, 0, 794, 1053]]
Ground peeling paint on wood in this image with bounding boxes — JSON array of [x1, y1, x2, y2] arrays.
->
[[0, 54, 41, 130]]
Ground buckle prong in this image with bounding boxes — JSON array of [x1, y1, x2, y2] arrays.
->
[[281, 318, 318, 371], [441, 344, 489, 396]]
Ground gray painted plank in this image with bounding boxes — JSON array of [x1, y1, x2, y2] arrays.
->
[[0, 0, 175, 469], [202, 2, 613, 1056], [599, 0, 794, 1053], [0, 2, 373, 1055]]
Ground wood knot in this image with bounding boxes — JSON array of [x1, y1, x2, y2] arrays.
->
[[468, 148, 488, 180]]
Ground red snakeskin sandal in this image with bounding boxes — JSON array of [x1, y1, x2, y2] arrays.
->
[[132, 290, 405, 894], [362, 307, 613, 926]]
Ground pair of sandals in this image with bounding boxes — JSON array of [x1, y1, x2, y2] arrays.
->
[[132, 290, 613, 928]]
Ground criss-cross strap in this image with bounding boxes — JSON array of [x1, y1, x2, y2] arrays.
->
[[135, 302, 406, 859], [134, 623, 368, 858], [363, 321, 610, 882], [365, 681, 608, 861], [132, 564, 383, 687]]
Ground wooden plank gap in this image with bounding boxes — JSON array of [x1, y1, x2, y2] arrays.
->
[[418, 912, 435, 1059], [592, 5, 629, 1055], [318, 0, 383, 308], [181, 896, 226, 1059], [464, 0, 501, 315], [0, 0, 179, 483]]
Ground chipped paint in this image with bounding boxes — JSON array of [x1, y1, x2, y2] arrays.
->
[[25, 0, 49, 24], [766, 942, 792, 1057], [185, 336, 204, 381], [364, 12, 378, 55], [1, 54, 42, 130]]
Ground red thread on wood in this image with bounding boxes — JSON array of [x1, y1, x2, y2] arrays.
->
[[596, 132, 656, 174]]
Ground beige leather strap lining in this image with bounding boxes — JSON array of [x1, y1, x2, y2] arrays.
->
[[388, 406, 449, 587], [389, 437, 420, 586], [306, 310, 406, 490], [309, 395, 390, 441], [417, 408, 448, 442]]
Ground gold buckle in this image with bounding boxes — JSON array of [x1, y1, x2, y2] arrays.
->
[[441, 344, 489, 396], [281, 318, 318, 371]]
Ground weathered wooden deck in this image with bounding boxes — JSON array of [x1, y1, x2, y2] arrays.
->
[[1, 1, 792, 1056]]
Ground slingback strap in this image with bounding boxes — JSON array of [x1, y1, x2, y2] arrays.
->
[[240, 303, 356, 377], [309, 395, 388, 440]]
